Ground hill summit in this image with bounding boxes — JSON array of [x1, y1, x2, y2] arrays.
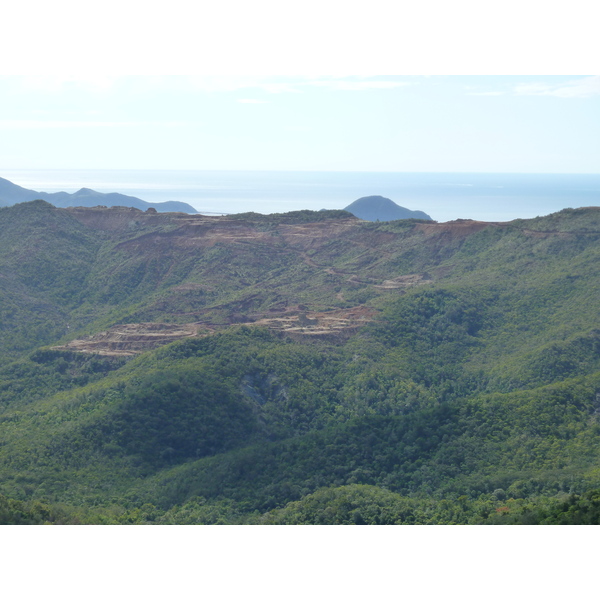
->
[[344, 195, 432, 222]]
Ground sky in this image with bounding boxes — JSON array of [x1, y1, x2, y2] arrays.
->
[[1, 0, 598, 174], [1, 74, 599, 172]]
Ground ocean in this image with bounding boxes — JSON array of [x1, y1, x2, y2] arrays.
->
[[3, 170, 600, 223]]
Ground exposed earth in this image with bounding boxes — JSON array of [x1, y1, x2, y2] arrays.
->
[[45, 205, 510, 356]]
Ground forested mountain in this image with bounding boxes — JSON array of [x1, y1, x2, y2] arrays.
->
[[0, 200, 599, 524], [0, 176, 197, 213]]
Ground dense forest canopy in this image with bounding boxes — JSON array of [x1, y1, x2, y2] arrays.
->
[[0, 200, 599, 524]]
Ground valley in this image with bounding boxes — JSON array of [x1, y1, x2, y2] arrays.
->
[[0, 200, 599, 524]]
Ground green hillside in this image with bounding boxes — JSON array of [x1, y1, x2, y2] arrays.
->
[[0, 201, 599, 524]]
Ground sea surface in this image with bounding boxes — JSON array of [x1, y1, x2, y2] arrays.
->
[[4, 170, 600, 223]]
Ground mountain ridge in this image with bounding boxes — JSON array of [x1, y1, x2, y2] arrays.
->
[[0, 175, 197, 213], [0, 200, 599, 524]]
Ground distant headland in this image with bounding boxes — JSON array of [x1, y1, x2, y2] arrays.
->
[[343, 195, 432, 221], [0, 176, 197, 213]]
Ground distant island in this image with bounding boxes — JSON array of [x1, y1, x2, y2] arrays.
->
[[0, 176, 197, 213], [344, 195, 432, 221]]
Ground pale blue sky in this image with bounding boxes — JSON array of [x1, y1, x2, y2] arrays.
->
[[1, 75, 598, 172], [1, 1, 598, 174]]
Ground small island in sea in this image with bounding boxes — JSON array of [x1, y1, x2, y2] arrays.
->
[[344, 195, 432, 221]]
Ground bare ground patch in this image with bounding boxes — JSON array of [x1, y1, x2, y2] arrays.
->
[[51, 322, 209, 357], [51, 305, 379, 356]]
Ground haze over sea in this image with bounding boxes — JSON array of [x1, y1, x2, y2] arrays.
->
[[4, 170, 600, 223]]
